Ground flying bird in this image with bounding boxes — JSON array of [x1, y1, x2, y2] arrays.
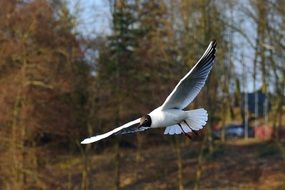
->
[[81, 40, 216, 144]]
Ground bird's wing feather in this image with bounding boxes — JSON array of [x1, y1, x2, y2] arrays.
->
[[114, 126, 149, 135], [160, 40, 216, 110], [81, 118, 140, 144]]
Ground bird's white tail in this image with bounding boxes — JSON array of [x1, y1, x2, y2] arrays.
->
[[164, 108, 208, 135]]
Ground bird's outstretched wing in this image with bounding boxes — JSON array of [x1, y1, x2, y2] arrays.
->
[[81, 118, 141, 144], [161, 40, 216, 110]]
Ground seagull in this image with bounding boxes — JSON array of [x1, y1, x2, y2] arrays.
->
[[81, 40, 216, 144]]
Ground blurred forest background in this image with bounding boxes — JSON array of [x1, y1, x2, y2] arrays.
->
[[0, 0, 285, 189]]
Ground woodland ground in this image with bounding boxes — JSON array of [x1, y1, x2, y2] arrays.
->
[[47, 139, 285, 190]]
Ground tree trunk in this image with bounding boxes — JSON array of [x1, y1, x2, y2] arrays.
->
[[81, 142, 91, 190], [135, 133, 143, 180], [114, 139, 121, 190], [10, 55, 28, 189], [10, 89, 25, 189], [175, 137, 184, 190], [194, 135, 207, 190]]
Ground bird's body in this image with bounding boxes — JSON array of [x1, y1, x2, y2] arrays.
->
[[81, 40, 216, 144], [149, 107, 187, 128]]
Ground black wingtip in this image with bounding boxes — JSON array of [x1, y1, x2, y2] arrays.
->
[[211, 39, 217, 47]]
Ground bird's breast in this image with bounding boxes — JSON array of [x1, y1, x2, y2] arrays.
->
[[149, 108, 186, 128]]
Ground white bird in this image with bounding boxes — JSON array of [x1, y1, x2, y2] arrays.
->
[[81, 40, 216, 144]]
